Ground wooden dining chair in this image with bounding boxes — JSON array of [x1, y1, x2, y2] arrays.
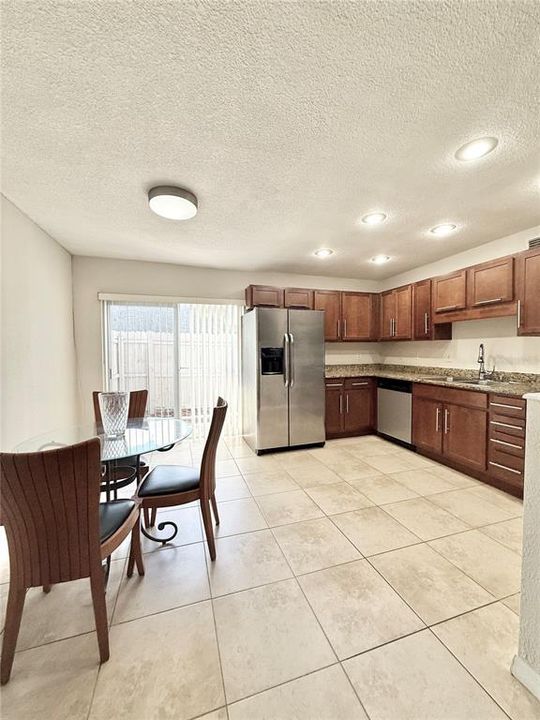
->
[[0, 438, 145, 684], [131, 398, 227, 565]]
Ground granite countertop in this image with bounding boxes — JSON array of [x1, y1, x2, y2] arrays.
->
[[324, 364, 540, 398]]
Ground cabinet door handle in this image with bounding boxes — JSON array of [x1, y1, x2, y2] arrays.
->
[[343, 318, 347, 337], [491, 420, 522, 430], [476, 298, 503, 305], [490, 438, 523, 450], [346, 394, 349, 413], [424, 312, 429, 335], [437, 304, 459, 311], [389, 319, 392, 337], [517, 300, 521, 328], [489, 461, 522, 476], [490, 402, 523, 410], [444, 409, 449, 434], [339, 395, 343, 414], [435, 407, 440, 432], [337, 319, 340, 337]]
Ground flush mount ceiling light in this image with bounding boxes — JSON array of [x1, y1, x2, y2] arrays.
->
[[314, 248, 334, 258], [148, 186, 198, 220], [370, 255, 391, 264], [430, 223, 457, 237], [361, 212, 387, 225], [455, 137, 498, 161]]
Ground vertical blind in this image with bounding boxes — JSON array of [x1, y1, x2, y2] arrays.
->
[[103, 300, 242, 439]]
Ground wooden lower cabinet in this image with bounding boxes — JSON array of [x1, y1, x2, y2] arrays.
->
[[412, 397, 443, 454], [412, 384, 488, 475], [325, 381, 344, 436], [442, 404, 487, 473], [325, 378, 375, 438]]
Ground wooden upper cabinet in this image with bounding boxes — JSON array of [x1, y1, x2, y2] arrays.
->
[[314, 291, 341, 341], [379, 291, 396, 340], [516, 246, 540, 336], [413, 280, 431, 340], [245, 285, 284, 308], [284, 288, 314, 309], [432, 270, 467, 313], [379, 286, 411, 340], [467, 257, 514, 308], [394, 285, 412, 339], [341, 292, 378, 341]]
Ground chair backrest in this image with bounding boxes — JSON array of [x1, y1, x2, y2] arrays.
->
[[200, 397, 228, 499], [92, 389, 148, 426], [0, 439, 102, 589]]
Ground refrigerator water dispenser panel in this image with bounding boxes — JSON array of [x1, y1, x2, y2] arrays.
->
[[260, 347, 284, 375]]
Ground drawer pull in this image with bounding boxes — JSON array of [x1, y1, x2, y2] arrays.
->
[[491, 420, 523, 430], [351, 381, 369, 386], [490, 439, 523, 450], [476, 298, 503, 305], [326, 383, 342, 387], [489, 461, 522, 476], [490, 402, 523, 410]]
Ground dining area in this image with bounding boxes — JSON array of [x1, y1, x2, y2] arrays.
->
[[0, 389, 228, 687]]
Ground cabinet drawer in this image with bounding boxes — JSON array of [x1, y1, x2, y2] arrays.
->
[[325, 379, 344, 388], [344, 377, 373, 389], [489, 445, 524, 470], [489, 428, 525, 454], [414, 383, 488, 409], [488, 458, 524, 489], [489, 413, 525, 434], [489, 395, 526, 419]]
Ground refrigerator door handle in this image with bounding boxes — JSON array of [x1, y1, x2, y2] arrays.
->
[[283, 333, 290, 387], [289, 332, 295, 388]]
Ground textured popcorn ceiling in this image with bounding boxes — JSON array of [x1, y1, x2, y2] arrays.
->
[[1, 1, 539, 279]]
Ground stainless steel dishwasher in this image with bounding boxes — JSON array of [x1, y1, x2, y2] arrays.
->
[[377, 378, 412, 446]]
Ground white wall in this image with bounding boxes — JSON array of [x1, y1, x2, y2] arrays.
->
[[1, 196, 78, 449], [512, 393, 540, 700], [72, 256, 376, 423]]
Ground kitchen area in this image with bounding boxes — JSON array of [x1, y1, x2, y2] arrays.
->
[[243, 242, 540, 499]]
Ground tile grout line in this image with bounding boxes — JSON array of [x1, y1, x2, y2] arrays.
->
[[425, 626, 514, 720]]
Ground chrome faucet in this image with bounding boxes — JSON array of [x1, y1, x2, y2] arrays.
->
[[477, 343, 495, 381]]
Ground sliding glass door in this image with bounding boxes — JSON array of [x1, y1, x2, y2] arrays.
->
[[104, 300, 242, 438]]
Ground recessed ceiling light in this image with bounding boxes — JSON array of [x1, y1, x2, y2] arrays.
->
[[148, 186, 198, 220], [370, 255, 391, 264], [361, 212, 387, 225], [455, 137, 498, 161], [430, 224, 457, 237], [314, 248, 334, 258]]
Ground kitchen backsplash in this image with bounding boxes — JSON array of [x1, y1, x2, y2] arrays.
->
[[325, 317, 540, 373]]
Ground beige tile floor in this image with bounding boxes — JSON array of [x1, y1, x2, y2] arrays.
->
[[1, 435, 538, 720]]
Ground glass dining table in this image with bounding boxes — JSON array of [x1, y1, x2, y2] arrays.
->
[[15, 417, 193, 544]]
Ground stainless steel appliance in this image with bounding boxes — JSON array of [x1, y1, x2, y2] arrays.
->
[[377, 378, 412, 446], [242, 307, 325, 453]]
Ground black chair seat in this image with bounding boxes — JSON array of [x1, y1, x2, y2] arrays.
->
[[138, 465, 200, 497], [99, 499, 136, 542]]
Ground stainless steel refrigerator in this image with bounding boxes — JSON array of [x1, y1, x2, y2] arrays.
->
[[242, 307, 326, 453]]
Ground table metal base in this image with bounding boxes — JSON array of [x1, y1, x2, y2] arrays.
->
[[140, 518, 179, 546]]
